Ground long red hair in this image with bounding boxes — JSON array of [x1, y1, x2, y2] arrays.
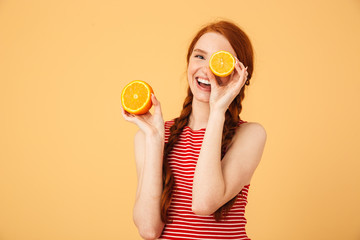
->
[[160, 20, 254, 222]]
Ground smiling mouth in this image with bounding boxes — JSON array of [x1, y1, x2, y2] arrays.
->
[[196, 77, 211, 89]]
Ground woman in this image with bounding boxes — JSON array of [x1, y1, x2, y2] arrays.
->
[[121, 20, 267, 240]]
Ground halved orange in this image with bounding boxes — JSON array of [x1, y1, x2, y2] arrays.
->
[[209, 50, 235, 77], [121, 80, 154, 115]]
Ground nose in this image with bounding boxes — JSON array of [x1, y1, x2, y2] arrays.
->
[[198, 66, 210, 78], [200, 64, 209, 72]]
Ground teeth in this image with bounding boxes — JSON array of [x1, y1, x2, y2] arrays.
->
[[197, 78, 210, 85]]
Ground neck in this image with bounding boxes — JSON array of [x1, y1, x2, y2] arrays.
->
[[188, 99, 210, 130]]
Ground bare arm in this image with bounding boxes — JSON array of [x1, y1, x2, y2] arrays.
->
[[192, 117, 267, 215], [133, 130, 165, 239], [121, 94, 165, 239], [192, 61, 267, 215]]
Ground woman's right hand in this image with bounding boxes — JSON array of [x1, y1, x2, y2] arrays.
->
[[120, 93, 165, 141]]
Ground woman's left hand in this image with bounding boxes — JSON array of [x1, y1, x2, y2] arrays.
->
[[206, 57, 249, 114]]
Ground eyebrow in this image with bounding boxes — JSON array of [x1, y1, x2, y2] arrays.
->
[[193, 48, 208, 54]]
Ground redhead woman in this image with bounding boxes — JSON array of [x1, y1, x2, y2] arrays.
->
[[121, 20, 267, 240]]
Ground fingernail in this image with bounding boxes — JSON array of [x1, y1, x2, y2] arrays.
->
[[151, 93, 156, 102]]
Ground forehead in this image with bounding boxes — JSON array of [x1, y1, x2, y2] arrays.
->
[[194, 32, 236, 57]]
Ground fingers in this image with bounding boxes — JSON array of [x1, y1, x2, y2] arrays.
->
[[151, 93, 158, 106], [120, 100, 142, 123], [120, 104, 137, 123], [121, 106, 151, 131], [151, 93, 161, 110], [120, 93, 164, 136], [234, 57, 249, 84], [151, 93, 164, 118], [234, 60, 246, 77], [120, 103, 130, 119], [234, 57, 246, 72]]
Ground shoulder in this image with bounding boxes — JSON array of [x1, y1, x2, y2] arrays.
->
[[233, 121, 267, 147], [238, 121, 267, 137], [221, 121, 267, 187], [164, 120, 176, 140]]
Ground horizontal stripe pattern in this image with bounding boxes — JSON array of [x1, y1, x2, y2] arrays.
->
[[160, 120, 250, 240]]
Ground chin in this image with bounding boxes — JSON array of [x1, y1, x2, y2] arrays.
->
[[196, 96, 210, 103], [191, 91, 211, 104]]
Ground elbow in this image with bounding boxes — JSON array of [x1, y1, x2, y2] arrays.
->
[[133, 207, 164, 239], [191, 200, 217, 216], [134, 217, 163, 240], [138, 228, 162, 240]]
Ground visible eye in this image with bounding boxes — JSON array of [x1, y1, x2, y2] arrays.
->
[[194, 54, 205, 60]]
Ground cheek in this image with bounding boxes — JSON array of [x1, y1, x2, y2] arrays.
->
[[186, 69, 192, 86], [187, 64, 196, 79]]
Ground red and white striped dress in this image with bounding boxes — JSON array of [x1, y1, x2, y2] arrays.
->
[[159, 120, 251, 240]]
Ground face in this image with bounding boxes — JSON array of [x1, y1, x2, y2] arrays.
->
[[187, 32, 237, 103]]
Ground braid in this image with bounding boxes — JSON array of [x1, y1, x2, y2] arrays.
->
[[160, 87, 193, 223]]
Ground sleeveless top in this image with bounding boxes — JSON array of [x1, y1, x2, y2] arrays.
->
[[159, 120, 251, 240]]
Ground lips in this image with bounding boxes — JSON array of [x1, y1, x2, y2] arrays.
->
[[195, 77, 211, 91]]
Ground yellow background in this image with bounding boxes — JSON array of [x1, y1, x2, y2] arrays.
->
[[1, 0, 360, 239]]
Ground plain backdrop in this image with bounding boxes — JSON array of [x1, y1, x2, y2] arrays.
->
[[1, 0, 360, 239]]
